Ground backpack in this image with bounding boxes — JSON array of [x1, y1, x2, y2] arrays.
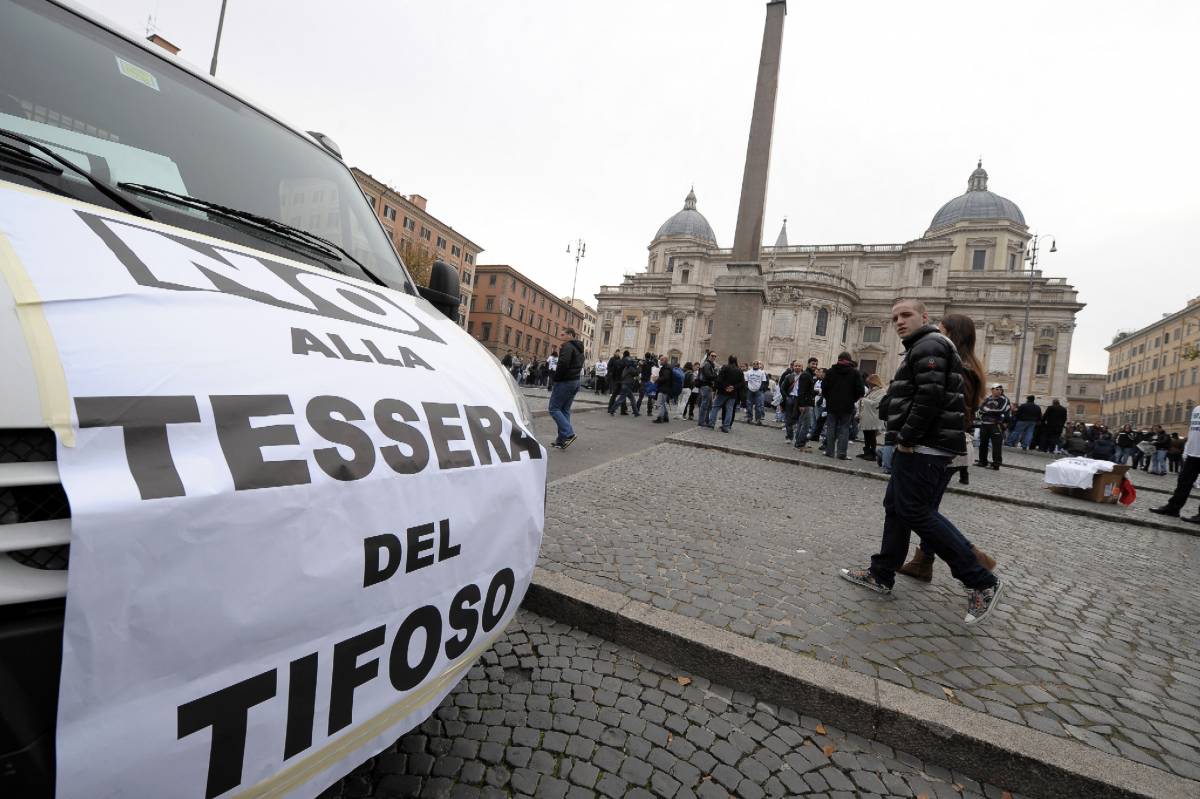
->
[[671, 366, 684, 399]]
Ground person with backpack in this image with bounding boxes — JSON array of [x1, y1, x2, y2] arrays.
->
[[709, 355, 745, 432], [743, 360, 768, 425]]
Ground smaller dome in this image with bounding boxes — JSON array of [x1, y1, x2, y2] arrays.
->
[[655, 188, 717, 245], [927, 161, 1025, 233]]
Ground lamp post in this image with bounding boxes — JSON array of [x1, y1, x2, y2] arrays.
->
[[567, 238, 586, 305], [1014, 232, 1056, 401], [209, 0, 229, 77]]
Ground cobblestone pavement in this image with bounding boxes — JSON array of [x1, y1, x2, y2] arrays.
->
[[667, 422, 1198, 534], [323, 610, 1022, 799], [540, 437, 1200, 782], [529, 403, 678, 482]]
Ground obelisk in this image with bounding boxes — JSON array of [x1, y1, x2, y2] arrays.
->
[[710, 0, 786, 364]]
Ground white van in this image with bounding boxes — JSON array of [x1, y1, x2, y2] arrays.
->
[[0, 2, 544, 797]]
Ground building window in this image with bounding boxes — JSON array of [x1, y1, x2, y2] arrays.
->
[[465, 253, 474, 264], [680, 269, 689, 284], [364, 195, 375, 208], [841, 318, 848, 342], [451, 245, 461, 257], [463, 271, 472, 286], [505, 300, 514, 316], [436, 236, 446, 250], [863, 326, 881, 343], [503, 326, 512, 345], [518, 306, 525, 322], [602, 330, 610, 345], [815, 308, 829, 337], [383, 205, 396, 221], [467, 321, 474, 334], [971, 250, 986, 271], [525, 334, 532, 350], [1035, 352, 1050, 375], [1041, 327, 1055, 339], [1078, 385, 1087, 396], [649, 332, 656, 348], [403, 217, 415, 231], [481, 322, 492, 340], [489, 274, 497, 286], [921, 268, 934, 287], [674, 318, 683, 334], [1008, 253, 1017, 271], [1077, 405, 1085, 416], [706, 319, 713, 335], [485, 297, 494, 311], [421, 227, 431, 241]]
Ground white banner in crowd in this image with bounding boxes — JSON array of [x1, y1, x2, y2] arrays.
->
[[0, 185, 546, 799]]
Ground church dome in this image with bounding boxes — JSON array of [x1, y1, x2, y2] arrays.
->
[[927, 162, 1025, 234], [655, 188, 717, 245]]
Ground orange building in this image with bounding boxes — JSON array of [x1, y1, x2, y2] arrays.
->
[[469, 265, 583, 362], [352, 168, 482, 327]]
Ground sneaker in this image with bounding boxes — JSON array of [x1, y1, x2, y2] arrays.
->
[[560, 435, 577, 449], [549, 441, 564, 449], [838, 567, 892, 594], [964, 580, 1003, 625]]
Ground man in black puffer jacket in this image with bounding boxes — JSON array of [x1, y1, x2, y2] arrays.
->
[[840, 299, 1002, 625]]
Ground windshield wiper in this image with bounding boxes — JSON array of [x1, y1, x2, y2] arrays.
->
[[0, 128, 152, 219], [0, 141, 63, 175], [117, 182, 388, 288]]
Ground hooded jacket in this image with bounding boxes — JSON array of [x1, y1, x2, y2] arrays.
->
[[821, 361, 865, 415], [882, 325, 967, 454], [554, 340, 584, 381]]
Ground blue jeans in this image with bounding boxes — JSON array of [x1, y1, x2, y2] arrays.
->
[[1151, 449, 1168, 475], [696, 385, 714, 427], [793, 406, 815, 448], [1007, 420, 1035, 449], [824, 412, 853, 458], [880, 444, 895, 472], [870, 451, 994, 590], [709, 392, 737, 430], [656, 392, 670, 420], [745, 390, 765, 422], [548, 379, 580, 443]]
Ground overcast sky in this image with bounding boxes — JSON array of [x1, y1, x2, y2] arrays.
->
[[84, 0, 1199, 373]]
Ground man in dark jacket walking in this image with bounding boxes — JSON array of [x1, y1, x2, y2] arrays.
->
[[840, 299, 1002, 625], [548, 328, 584, 448], [1040, 399, 1068, 452], [607, 350, 626, 414], [821, 352, 865, 459], [608, 351, 638, 416], [1007, 396, 1042, 450]]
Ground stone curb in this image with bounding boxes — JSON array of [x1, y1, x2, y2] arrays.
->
[[664, 436, 1200, 539], [522, 569, 1199, 799]]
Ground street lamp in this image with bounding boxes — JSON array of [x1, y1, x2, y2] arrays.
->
[[567, 238, 586, 305], [1013, 232, 1057, 401]]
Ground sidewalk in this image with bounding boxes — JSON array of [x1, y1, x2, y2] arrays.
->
[[540, 435, 1200, 785]]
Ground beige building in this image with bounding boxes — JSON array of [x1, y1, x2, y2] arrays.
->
[[1065, 373, 1106, 424], [352, 168, 483, 328], [1102, 296, 1200, 433], [564, 297, 598, 363], [595, 163, 1084, 400]]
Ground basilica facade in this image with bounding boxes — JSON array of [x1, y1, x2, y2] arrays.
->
[[594, 163, 1084, 400]]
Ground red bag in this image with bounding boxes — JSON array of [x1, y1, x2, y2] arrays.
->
[[1119, 477, 1136, 506]]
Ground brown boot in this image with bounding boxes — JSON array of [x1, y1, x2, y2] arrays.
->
[[972, 546, 997, 572], [897, 549, 934, 582]]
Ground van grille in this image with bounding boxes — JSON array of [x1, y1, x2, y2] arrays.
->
[[0, 428, 70, 574]]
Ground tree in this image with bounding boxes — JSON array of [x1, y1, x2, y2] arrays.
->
[[403, 247, 435, 288]]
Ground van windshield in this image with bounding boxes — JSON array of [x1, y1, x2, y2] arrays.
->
[[0, 0, 413, 292]]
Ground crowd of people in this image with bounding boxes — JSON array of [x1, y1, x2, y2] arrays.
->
[[568, 298, 1200, 623]]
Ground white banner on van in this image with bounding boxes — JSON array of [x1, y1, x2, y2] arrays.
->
[[0, 186, 545, 799]]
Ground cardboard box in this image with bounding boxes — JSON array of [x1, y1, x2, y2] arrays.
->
[[1048, 464, 1130, 503]]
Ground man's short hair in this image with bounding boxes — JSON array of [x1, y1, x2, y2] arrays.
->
[[807, 357, 818, 365], [622, 350, 630, 357], [892, 298, 927, 315], [837, 351, 851, 361], [1026, 395, 1035, 402]]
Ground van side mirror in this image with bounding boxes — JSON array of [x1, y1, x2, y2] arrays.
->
[[418, 259, 461, 320]]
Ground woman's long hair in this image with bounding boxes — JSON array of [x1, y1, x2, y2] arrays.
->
[[941, 313, 985, 410]]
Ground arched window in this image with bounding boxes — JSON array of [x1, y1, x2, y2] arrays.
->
[[815, 308, 829, 337]]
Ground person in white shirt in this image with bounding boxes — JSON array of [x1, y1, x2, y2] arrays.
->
[[546, 351, 559, 392], [1150, 404, 1200, 524], [743, 361, 768, 425], [593, 358, 608, 394]]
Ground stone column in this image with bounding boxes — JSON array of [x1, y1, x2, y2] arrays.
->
[[712, 1, 786, 363]]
